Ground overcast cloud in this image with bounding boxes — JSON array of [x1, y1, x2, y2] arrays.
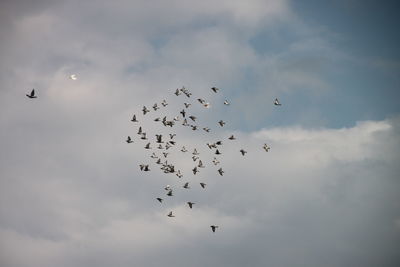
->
[[1, 0, 399, 267]]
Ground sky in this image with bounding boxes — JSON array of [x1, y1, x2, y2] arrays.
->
[[0, 0, 399, 266]]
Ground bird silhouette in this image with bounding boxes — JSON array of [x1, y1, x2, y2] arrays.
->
[[126, 136, 133, 143], [26, 89, 37, 99], [211, 87, 219, 93], [210, 225, 219, 232], [156, 198, 163, 203], [274, 98, 282, 106], [167, 211, 175, 217], [187, 202, 195, 209]]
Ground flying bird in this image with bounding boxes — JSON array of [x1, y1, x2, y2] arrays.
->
[[169, 134, 176, 139], [175, 88, 181, 96], [153, 103, 159, 111], [210, 225, 219, 232], [161, 100, 168, 107], [189, 115, 197, 122], [166, 190, 173, 196], [144, 142, 151, 149], [181, 146, 188, 152], [187, 202, 195, 209], [218, 120, 226, 127], [212, 157, 220, 165], [142, 106, 150, 115], [156, 198, 163, 203], [156, 134, 163, 143], [274, 98, 282, 106], [126, 136, 133, 143], [26, 89, 37, 99], [192, 148, 199, 155], [180, 109, 186, 118], [218, 168, 224, 176], [215, 149, 221, 155], [184, 103, 191, 108], [240, 149, 247, 156], [228, 135, 236, 140], [131, 115, 138, 122], [69, 74, 77, 80], [192, 167, 199, 175], [211, 87, 219, 93], [224, 100, 230, 105], [137, 127, 143, 135], [263, 144, 270, 152], [183, 182, 190, 189], [203, 127, 211, 132], [200, 182, 206, 188], [164, 185, 171, 191], [167, 211, 175, 217]]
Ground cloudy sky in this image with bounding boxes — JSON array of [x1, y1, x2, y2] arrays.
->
[[1, 0, 399, 266]]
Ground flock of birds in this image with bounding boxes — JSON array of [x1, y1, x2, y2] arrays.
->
[[26, 76, 281, 233]]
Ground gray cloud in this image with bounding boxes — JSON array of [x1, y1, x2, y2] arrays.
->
[[1, 1, 399, 266]]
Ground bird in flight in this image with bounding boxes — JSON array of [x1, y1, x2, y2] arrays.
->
[[224, 100, 229, 105], [156, 198, 163, 203], [228, 135, 236, 140], [240, 149, 247, 156], [167, 211, 175, 217], [200, 182, 206, 188], [274, 98, 282, 106], [210, 225, 219, 232], [26, 89, 37, 99], [211, 87, 219, 93], [218, 168, 224, 176], [218, 120, 225, 127], [142, 106, 150, 115], [131, 115, 138, 122], [69, 74, 77, 80], [183, 182, 190, 189], [263, 144, 270, 152], [187, 202, 195, 209], [126, 136, 133, 143]]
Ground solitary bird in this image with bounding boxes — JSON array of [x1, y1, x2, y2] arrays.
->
[[184, 103, 191, 108], [26, 89, 37, 99], [203, 127, 211, 132], [166, 190, 173, 196], [183, 182, 190, 189], [228, 135, 236, 140], [156, 198, 163, 203], [210, 225, 219, 232], [131, 115, 138, 122], [153, 103, 159, 111], [224, 100, 230, 105], [215, 149, 221, 155], [240, 149, 247, 156], [189, 115, 197, 122], [211, 87, 219, 93], [169, 134, 176, 139], [187, 202, 195, 209], [274, 98, 282, 106], [69, 74, 77, 80], [175, 88, 181, 96], [218, 120, 226, 127], [192, 167, 199, 175], [200, 182, 207, 188], [167, 211, 175, 217], [263, 143, 270, 152], [126, 136, 133, 143], [144, 142, 151, 149], [192, 148, 199, 155], [164, 185, 171, 191], [218, 168, 224, 176], [161, 100, 168, 107], [198, 160, 204, 168], [181, 146, 188, 152], [137, 127, 143, 135]]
